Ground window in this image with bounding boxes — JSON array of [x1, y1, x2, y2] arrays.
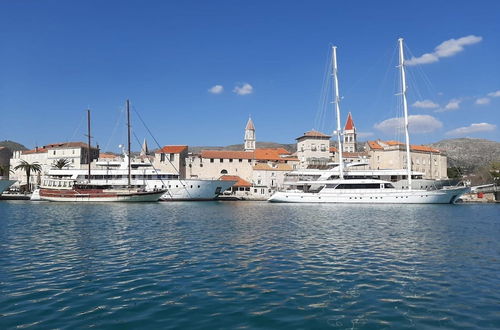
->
[[170, 153, 175, 162], [239, 159, 242, 162], [311, 143, 316, 151], [229, 159, 233, 163], [210, 159, 214, 163], [220, 159, 223, 163], [221, 169, 228, 174], [321, 144, 326, 151], [160, 153, 165, 162]]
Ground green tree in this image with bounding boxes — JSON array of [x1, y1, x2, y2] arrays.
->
[[0, 164, 13, 178], [13, 160, 42, 192], [53, 158, 71, 169]]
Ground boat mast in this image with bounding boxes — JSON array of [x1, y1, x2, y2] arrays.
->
[[126, 99, 131, 188], [332, 46, 344, 179], [86, 109, 92, 184], [398, 38, 412, 190]]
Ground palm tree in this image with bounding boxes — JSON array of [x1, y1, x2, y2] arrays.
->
[[53, 158, 71, 169], [13, 160, 42, 192]]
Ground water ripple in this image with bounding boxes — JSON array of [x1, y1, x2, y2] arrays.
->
[[0, 201, 499, 328]]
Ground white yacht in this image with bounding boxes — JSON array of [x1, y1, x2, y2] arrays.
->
[[40, 154, 235, 201], [269, 40, 469, 204]]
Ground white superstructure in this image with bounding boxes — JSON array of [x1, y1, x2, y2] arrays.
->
[[269, 41, 469, 204]]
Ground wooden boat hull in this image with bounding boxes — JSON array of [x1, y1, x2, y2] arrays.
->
[[39, 188, 165, 202]]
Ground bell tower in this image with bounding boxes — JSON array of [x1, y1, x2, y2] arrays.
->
[[343, 112, 357, 153], [244, 117, 256, 151]]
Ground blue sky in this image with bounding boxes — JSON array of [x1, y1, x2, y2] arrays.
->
[[1, 0, 499, 152]]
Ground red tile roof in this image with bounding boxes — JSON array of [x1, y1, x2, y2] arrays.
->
[[330, 147, 338, 152], [22, 142, 97, 155], [22, 147, 48, 154], [219, 175, 252, 187], [367, 140, 440, 153], [156, 145, 188, 154], [254, 148, 290, 161], [367, 141, 383, 150], [296, 130, 331, 140], [344, 112, 355, 130]]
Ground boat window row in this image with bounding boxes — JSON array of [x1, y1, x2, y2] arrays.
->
[[326, 183, 395, 189], [78, 174, 179, 180]]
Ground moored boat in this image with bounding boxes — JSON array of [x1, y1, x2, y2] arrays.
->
[[269, 40, 470, 204]]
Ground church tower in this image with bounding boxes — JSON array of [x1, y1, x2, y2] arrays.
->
[[343, 112, 357, 153], [244, 117, 256, 151]]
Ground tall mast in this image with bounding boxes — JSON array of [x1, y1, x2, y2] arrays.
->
[[126, 99, 131, 188], [86, 109, 92, 183], [332, 46, 344, 179], [398, 38, 412, 190]]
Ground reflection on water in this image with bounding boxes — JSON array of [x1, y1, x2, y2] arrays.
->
[[0, 201, 499, 329]]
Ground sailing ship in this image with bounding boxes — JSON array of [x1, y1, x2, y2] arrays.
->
[[269, 39, 470, 204], [38, 101, 166, 202]]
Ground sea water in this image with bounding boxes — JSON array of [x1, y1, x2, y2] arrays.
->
[[0, 201, 499, 329]]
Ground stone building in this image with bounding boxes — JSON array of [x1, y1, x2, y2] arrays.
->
[[366, 140, 447, 179], [296, 130, 331, 168], [153, 145, 188, 178]]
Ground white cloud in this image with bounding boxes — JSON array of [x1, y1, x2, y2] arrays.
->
[[412, 100, 439, 109], [406, 35, 482, 66], [357, 131, 374, 139], [487, 90, 500, 98], [475, 97, 490, 105], [436, 98, 462, 112], [233, 83, 254, 95], [374, 115, 443, 134], [208, 85, 224, 94], [446, 123, 497, 136]]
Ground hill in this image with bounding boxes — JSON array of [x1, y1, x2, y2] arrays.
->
[[427, 138, 500, 173], [0, 140, 27, 152]]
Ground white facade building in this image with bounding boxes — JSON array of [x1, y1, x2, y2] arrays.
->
[[10, 142, 99, 190]]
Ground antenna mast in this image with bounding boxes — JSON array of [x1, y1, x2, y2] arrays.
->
[[86, 109, 92, 183], [332, 46, 344, 179], [126, 100, 132, 188], [398, 38, 412, 190]]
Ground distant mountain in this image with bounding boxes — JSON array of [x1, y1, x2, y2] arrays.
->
[[427, 138, 500, 173], [0, 140, 27, 152]]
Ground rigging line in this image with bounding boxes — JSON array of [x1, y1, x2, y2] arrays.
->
[[344, 43, 396, 97], [314, 47, 332, 132], [371, 43, 399, 121], [131, 105, 193, 198], [68, 110, 86, 146], [405, 44, 438, 97], [103, 106, 125, 153], [130, 130, 173, 198]]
